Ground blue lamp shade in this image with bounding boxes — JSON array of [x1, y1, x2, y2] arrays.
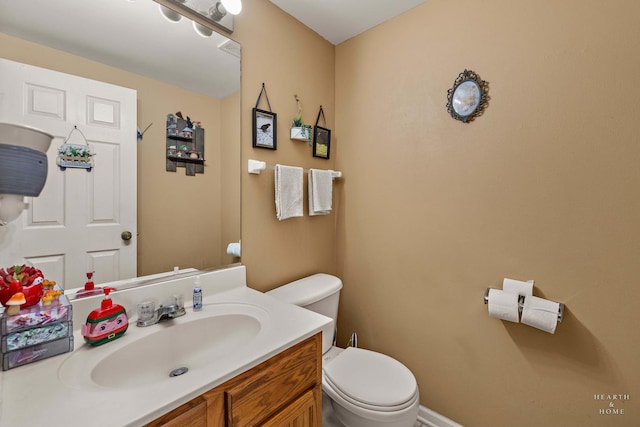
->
[[0, 144, 48, 197]]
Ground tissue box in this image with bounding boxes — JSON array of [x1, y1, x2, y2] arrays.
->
[[2, 335, 74, 371]]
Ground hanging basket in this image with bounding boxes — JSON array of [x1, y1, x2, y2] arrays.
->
[[57, 126, 94, 171]]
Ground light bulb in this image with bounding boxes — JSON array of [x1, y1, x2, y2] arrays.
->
[[209, 2, 227, 21], [0, 194, 27, 226], [220, 0, 241, 15], [193, 18, 213, 37], [159, 4, 182, 23]]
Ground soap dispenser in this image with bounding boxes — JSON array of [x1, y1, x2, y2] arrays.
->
[[75, 271, 106, 298], [81, 287, 129, 346]]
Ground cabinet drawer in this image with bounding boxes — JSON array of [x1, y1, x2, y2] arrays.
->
[[224, 334, 320, 426]]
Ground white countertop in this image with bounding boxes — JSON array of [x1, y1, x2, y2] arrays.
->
[[0, 266, 331, 426]]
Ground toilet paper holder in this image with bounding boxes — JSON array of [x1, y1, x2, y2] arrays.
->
[[483, 288, 564, 322]]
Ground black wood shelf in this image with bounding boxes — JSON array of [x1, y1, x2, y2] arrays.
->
[[166, 116, 204, 176], [166, 155, 204, 163]]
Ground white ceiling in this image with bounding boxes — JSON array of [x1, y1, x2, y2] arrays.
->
[[0, 0, 240, 99], [270, 0, 429, 45]]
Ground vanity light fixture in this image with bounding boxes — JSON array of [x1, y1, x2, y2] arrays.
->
[[157, 0, 239, 34], [158, 4, 183, 22], [193, 12, 214, 37], [220, 0, 241, 15], [209, 2, 227, 21]]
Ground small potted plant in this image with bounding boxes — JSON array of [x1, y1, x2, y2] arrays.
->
[[290, 94, 312, 142], [60, 144, 92, 162], [57, 143, 94, 171]]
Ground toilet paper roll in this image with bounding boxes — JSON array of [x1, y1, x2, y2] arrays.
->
[[521, 296, 559, 334], [487, 288, 520, 323], [503, 278, 533, 297], [226, 242, 241, 257]]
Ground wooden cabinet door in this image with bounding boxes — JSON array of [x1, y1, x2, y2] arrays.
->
[[145, 397, 207, 427], [223, 335, 319, 426], [261, 389, 320, 427]]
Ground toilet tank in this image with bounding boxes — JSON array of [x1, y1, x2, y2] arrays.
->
[[266, 274, 343, 354]]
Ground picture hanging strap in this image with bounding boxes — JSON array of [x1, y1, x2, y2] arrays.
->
[[254, 83, 273, 112], [315, 105, 326, 127]]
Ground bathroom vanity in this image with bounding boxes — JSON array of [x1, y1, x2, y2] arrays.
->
[[0, 265, 330, 426], [147, 333, 321, 426]]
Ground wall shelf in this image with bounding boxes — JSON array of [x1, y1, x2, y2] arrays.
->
[[166, 116, 204, 176], [166, 155, 205, 164], [167, 135, 193, 142]]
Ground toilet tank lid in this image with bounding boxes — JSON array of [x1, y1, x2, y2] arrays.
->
[[267, 273, 343, 306]]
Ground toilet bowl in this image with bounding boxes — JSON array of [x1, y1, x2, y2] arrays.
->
[[266, 274, 420, 427], [322, 346, 419, 427]]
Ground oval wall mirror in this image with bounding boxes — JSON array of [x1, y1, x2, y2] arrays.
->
[[446, 69, 489, 123]]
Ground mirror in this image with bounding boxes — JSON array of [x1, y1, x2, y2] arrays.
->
[[446, 69, 489, 123], [0, 0, 241, 294]]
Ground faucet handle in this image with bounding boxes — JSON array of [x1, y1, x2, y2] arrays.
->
[[170, 294, 186, 318], [137, 300, 156, 323], [172, 294, 185, 311]]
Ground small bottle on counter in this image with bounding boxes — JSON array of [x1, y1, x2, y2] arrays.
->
[[193, 276, 203, 311]]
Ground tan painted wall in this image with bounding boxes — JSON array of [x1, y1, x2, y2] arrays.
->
[[232, 0, 338, 289], [220, 91, 242, 266], [334, 0, 640, 425], [7, 0, 636, 425], [0, 33, 229, 280]]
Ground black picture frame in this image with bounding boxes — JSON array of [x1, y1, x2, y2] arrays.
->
[[312, 126, 331, 159], [252, 108, 277, 150]]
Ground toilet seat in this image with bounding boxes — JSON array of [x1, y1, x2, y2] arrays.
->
[[323, 347, 418, 412]]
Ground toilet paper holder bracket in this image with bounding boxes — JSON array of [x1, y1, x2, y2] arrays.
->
[[483, 287, 564, 322]]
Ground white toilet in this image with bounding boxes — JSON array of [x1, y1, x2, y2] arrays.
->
[[267, 274, 420, 427]]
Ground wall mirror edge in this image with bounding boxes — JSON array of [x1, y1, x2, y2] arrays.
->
[[0, 0, 242, 298]]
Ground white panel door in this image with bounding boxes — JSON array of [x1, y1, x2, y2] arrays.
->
[[0, 58, 137, 289]]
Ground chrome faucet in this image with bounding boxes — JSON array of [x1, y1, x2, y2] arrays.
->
[[137, 296, 186, 327]]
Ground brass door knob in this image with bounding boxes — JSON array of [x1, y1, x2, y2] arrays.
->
[[121, 231, 133, 241]]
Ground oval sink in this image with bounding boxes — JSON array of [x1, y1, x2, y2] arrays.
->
[[58, 303, 269, 390]]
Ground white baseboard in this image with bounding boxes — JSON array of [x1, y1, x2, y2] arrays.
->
[[417, 405, 463, 427]]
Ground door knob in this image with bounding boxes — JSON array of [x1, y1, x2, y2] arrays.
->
[[121, 231, 133, 241]]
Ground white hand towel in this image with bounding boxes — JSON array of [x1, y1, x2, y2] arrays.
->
[[275, 164, 303, 220], [308, 169, 333, 216]]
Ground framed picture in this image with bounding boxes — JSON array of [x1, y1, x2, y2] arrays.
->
[[312, 126, 331, 159], [446, 69, 489, 123], [252, 108, 277, 150]]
